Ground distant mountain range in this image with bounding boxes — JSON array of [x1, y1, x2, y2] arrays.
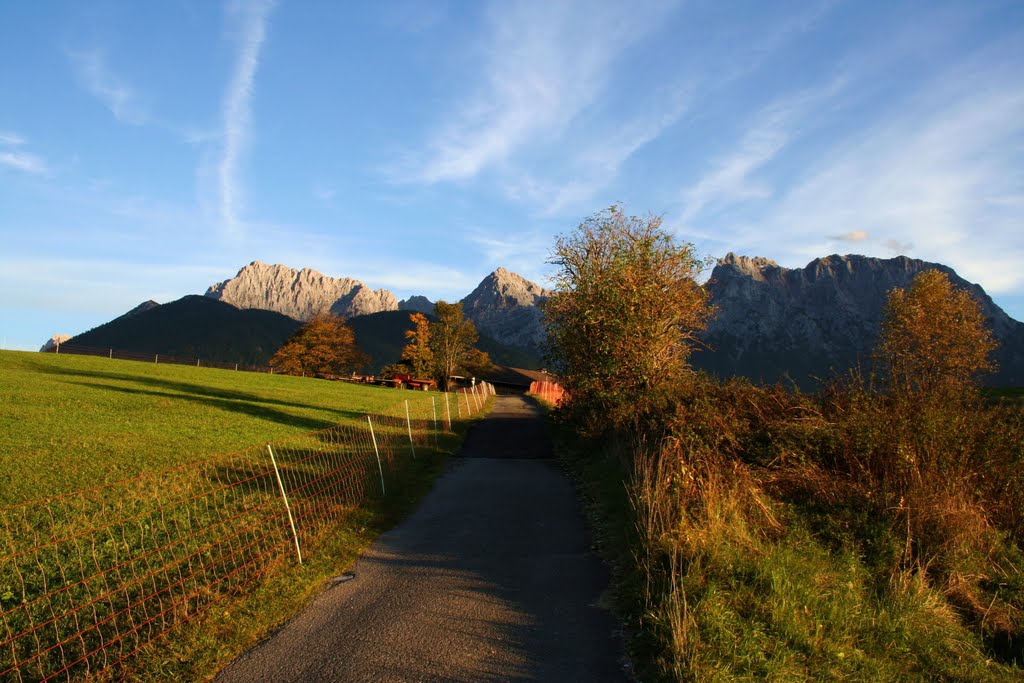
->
[[65, 255, 1024, 388], [693, 254, 1024, 388], [205, 261, 550, 354], [69, 286, 543, 373]]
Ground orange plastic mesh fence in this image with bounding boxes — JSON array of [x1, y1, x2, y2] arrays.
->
[[527, 381, 566, 406], [0, 387, 492, 682]]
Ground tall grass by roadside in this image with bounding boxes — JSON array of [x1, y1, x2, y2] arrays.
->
[[556, 375, 1024, 681]]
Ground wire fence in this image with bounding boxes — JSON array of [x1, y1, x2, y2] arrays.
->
[[42, 343, 270, 373], [0, 383, 495, 682]]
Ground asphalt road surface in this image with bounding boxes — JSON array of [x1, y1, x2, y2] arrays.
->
[[216, 395, 629, 683]]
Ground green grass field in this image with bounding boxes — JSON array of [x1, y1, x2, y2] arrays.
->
[[0, 349, 490, 681], [0, 350, 447, 503]]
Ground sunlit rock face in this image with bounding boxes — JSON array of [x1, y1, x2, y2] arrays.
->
[[460, 268, 551, 354], [205, 261, 398, 321]]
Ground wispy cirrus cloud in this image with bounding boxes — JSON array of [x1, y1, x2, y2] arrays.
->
[[0, 151, 48, 175], [218, 0, 275, 239], [67, 49, 149, 124], [0, 133, 47, 175], [731, 40, 1024, 296], [0, 132, 27, 146], [678, 73, 848, 226], [404, 0, 679, 186], [466, 228, 554, 285], [505, 82, 693, 216]]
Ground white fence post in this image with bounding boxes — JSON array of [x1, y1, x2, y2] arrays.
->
[[444, 392, 452, 431], [464, 389, 471, 416], [267, 445, 303, 565], [404, 400, 416, 459], [431, 396, 438, 446], [367, 416, 386, 495]]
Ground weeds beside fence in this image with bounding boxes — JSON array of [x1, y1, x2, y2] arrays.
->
[[0, 383, 495, 682]]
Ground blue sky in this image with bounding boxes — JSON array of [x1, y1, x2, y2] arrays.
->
[[1, 0, 1022, 351]]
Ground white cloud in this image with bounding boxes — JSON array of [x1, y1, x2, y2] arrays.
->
[[832, 230, 871, 242], [740, 50, 1024, 296], [507, 82, 693, 216], [0, 151, 47, 175], [218, 0, 275, 239], [68, 49, 149, 124], [466, 229, 555, 286], [406, 0, 678, 185], [679, 75, 848, 225], [0, 132, 27, 146], [0, 132, 47, 174], [680, 116, 789, 223]]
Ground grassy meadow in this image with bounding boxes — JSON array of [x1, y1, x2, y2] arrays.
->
[[0, 350, 445, 503], [0, 349, 489, 681]]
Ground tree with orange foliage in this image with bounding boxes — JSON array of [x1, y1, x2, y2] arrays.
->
[[270, 314, 368, 377], [400, 312, 434, 378], [877, 269, 997, 398]]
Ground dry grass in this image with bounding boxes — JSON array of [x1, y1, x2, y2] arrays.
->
[[560, 374, 1024, 680]]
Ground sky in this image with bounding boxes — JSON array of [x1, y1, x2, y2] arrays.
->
[[1, 0, 1022, 351]]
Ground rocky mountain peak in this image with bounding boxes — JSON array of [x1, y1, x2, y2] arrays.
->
[[696, 253, 1024, 387], [461, 269, 551, 353], [715, 253, 780, 283], [466, 268, 551, 309], [205, 261, 398, 321], [398, 296, 435, 315], [719, 252, 778, 270]]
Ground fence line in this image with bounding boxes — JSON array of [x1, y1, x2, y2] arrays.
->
[[0, 384, 493, 682], [527, 380, 566, 406], [44, 343, 271, 373]]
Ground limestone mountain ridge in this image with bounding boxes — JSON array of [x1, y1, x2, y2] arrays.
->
[[203, 261, 550, 352], [694, 253, 1024, 387], [205, 261, 399, 321]]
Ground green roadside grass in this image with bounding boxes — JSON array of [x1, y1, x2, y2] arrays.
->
[[0, 350, 440, 503], [0, 349, 491, 681]]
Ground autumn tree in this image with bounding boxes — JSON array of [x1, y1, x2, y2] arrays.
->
[[270, 313, 368, 377], [400, 312, 434, 378], [876, 269, 997, 399], [430, 301, 490, 390], [544, 205, 712, 430]]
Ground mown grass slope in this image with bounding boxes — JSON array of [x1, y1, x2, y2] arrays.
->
[[0, 349, 491, 681], [0, 350, 439, 503]]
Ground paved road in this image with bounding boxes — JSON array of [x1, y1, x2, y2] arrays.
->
[[216, 395, 628, 682]]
